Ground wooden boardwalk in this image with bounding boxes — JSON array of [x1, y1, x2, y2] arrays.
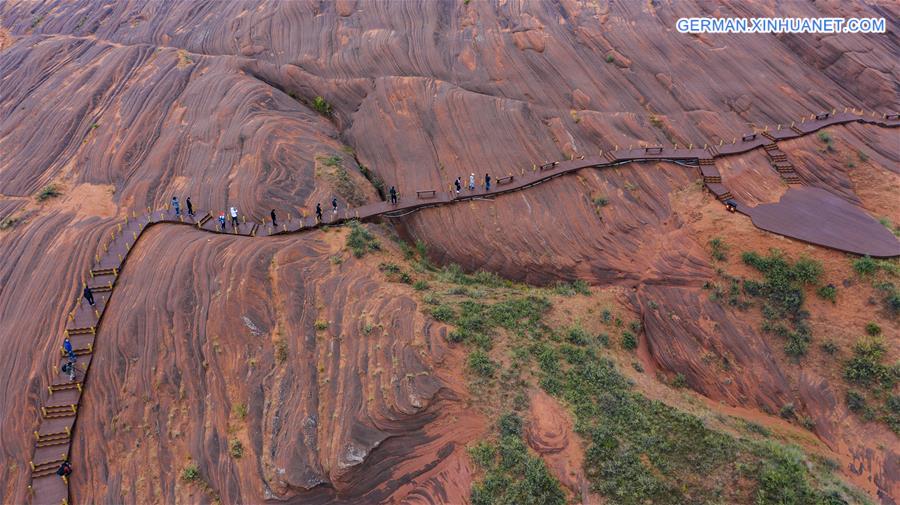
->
[[25, 109, 899, 504]]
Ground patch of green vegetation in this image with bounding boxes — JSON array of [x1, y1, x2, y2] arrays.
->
[[819, 340, 839, 355], [816, 284, 837, 303], [552, 279, 591, 296], [36, 184, 61, 202], [865, 322, 881, 336], [379, 262, 401, 274], [232, 403, 247, 420], [0, 217, 19, 230], [877, 217, 900, 237], [843, 335, 899, 433], [817, 130, 835, 152], [605, 54, 615, 63], [430, 304, 456, 323], [229, 439, 244, 458], [468, 349, 498, 378], [31, 14, 45, 28], [312, 96, 332, 116], [856, 150, 869, 162], [709, 237, 729, 262], [413, 279, 429, 291], [314, 320, 328, 331], [620, 330, 637, 350], [843, 337, 893, 388], [671, 373, 688, 389], [438, 263, 512, 289], [274, 338, 288, 364], [593, 196, 609, 207], [357, 163, 385, 199], [345, 221, 380, 258], [181, 463, 200, 482], [850, 256, 900, 318], [318, 155, 368, 206], [426, 268, 868, 504], [852, 256, 878, 276], [740, 249, 825, 357], [469, 413, 566, 505]]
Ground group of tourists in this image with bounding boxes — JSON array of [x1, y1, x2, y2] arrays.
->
[[454, 173, 491, 194], [163, 173, 492, 233]]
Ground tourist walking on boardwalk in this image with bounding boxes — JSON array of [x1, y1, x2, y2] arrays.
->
[[63, 337, 74, 360], [218, 213, 226, 230], [83, 285, 95, 306], [332, 197, 338, 214], [484, 173, 491, 191], [454, 177, 461, 194], [230, 207, 239, 228], [61, 360, 76, 381], [469, 173, 475, 191], [271, 209, 277, 227], [316, 203, 323, 222], [389, 186, 398, 205], [186, 197, 194, 216], [56, 461, 72, 478], [172, 196, 180, 216]]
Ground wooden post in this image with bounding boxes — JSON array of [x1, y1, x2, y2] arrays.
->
[[777, 124, 781, 130], [718, 140, 723, 146], [688, 143, 692, 149], [732, 138, 736, 144]]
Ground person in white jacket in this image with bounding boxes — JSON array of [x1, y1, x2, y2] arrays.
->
[[230, 206, 239, 228]]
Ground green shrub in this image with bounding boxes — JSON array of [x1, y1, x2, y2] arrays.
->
[[567, 325, 590, 346], [605, 54, 614, 63], [593, 196, 609, 207], [36, 184, 61, 202], [552, 281, 577, 296], [857, 150, 869, 162], [498, 413, 523, 437], [312, 96, 332, 116], [314, 320, 328, 331], [596, 333, 610, 347], [779, 403, 796, 419], [754, 443, 816, 504], [845, 390, 866, 412], [672, 373, 688, 388], [865, 322, 881, 336], [413, 280, 429, 291], [346, 221, 380, 258], [709, 237, 729, 261], [817, 131, 834, 152], [852, 256, 878, 276], [0, 217, 19, 230], [621, 330, 637, 350], [399, 272, 412, 284], [181, 463, 201, 482], [740, 249, 824, 357], [816, 284, 837, 303], [843, 337, 893, 387], [430, 304, 455, 323], [819, 340, 839, 355], [468, 441, 496, 469], [468, 350, 498, 378], [379, 262, 401, 274], [229, 439, 244, 458]]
